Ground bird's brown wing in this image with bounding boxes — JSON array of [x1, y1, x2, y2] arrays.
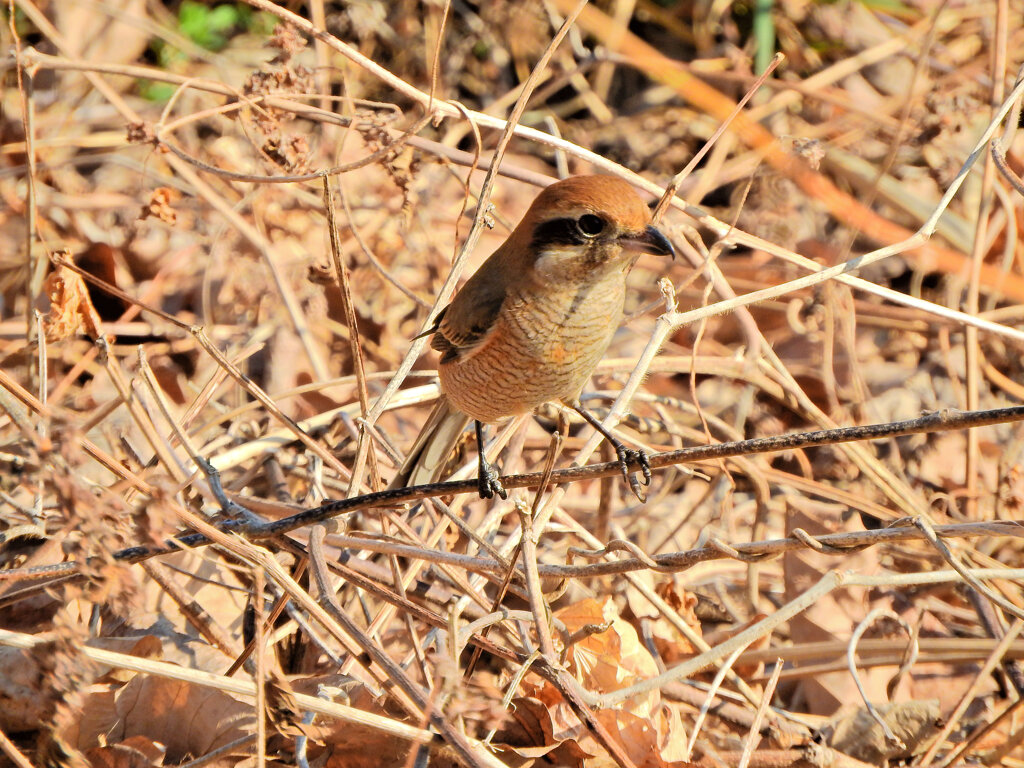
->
[[431, 280, 506, 364]]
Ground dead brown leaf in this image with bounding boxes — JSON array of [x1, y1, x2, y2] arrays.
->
[[84, 735, 167, 768], [43, 259, 106, 342], [821, 699, 941, 763], [73, 676, 255, 765], [555, 597, 660, 715]]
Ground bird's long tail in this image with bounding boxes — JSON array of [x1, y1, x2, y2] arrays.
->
[[388, 396, 472, 490]]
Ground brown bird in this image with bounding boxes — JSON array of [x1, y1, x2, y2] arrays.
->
[[393, 175, 675, 500]]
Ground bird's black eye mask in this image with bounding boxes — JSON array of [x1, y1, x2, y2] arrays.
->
[[530, 215, 609, 250]]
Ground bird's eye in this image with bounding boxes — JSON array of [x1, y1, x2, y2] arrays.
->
[[577, 214, 605, 237]]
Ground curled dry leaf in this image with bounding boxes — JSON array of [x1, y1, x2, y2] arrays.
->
[[84, 735, 167, 768], [820, 699, 941, 763], [649, 577, 701, 664], [554, 597, 660, 715], [0, 635, 170, 734], [43, 260, 106, 342], [593, 708, 695, 768], [497, 598, 692, 766], [95, 676, 253, 764], [495, 694, 595, 763], [497, 695, 694, 768]]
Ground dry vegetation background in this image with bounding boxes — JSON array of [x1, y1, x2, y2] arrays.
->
[[1, 0, 1024, 766]]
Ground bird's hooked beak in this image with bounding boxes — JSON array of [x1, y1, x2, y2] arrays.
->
[[618, 225, 677, 260]]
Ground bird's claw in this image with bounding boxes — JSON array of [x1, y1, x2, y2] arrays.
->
[[616, 446, 651, 503], [478, 461, 508, 500]]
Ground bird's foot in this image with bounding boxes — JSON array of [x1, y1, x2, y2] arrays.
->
[[566, 400, 653, 503], [478, 457, 508, 500], [475, 420, 508, 500], [615, 445, 651, 503]]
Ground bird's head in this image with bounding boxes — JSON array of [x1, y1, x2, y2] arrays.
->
[[515, 175, 676, 281]]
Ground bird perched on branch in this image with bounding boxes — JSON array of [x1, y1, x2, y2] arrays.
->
[[392, 174, 676, 501]]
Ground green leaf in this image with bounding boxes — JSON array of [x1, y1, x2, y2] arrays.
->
[[137, 79, 176, 102]]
